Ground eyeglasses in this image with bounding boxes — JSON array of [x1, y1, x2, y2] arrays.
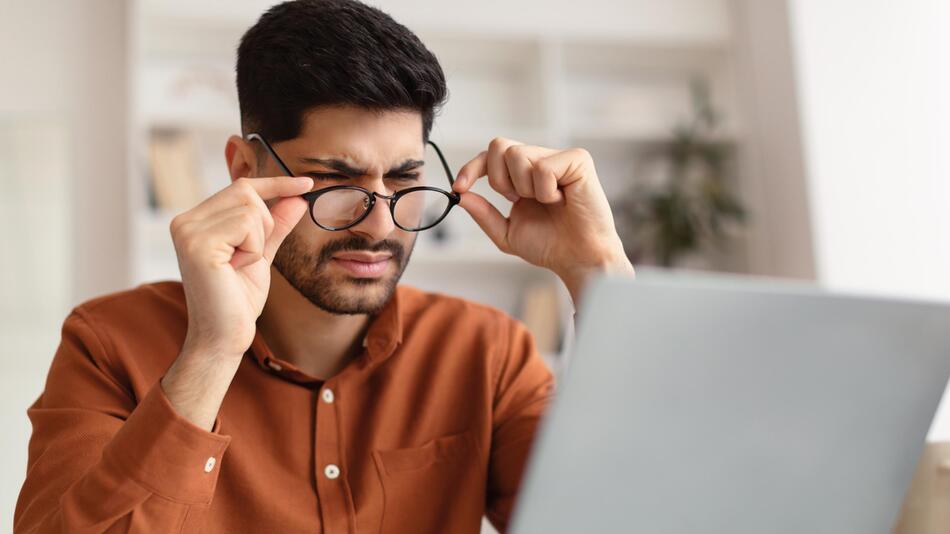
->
[[246, 133, 460, 232]]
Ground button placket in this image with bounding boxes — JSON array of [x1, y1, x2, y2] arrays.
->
[[314, 380, 349, 533]]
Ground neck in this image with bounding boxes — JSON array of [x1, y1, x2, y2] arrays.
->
[[257, 267, 371, 379]]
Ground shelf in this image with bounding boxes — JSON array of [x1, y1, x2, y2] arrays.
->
[[570, 126, 737, 145], [429, 127, 556, 153], [140, 0, 731, 46], [143, 114, 239, 134], [130, 7, 749, 297]]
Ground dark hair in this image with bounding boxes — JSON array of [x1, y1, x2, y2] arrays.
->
[[236, 0, 447, 144]]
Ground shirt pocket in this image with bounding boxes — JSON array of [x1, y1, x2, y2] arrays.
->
[[372, 429, 483, 533]]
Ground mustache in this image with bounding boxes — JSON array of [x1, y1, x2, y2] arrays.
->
[[316, 236, 405, 266]]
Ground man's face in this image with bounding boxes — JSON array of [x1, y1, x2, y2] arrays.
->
[[256, 106, 428, 315]]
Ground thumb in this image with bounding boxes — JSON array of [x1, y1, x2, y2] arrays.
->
[[263, 196, 309, 262], [459, 191, 510, 253]]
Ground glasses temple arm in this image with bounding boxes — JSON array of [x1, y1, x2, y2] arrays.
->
[[427, 140, 455, 187], [246, 133, 296, 177]]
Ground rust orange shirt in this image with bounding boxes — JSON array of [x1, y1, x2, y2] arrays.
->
[[15, 281, 555, 533]]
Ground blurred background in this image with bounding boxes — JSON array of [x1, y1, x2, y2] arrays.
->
[[1, 0, 947, 528]]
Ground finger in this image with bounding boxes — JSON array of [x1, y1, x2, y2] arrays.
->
[[504, 144, 550, 199], [535, 148, 594, 192], [453, 140, 522, 202], [263, 196, 309, 262], [453, 151, 486, 194], [504, 145, 534, 198], [458, 191, 511, 253], [196, 205, 266, 270], [244, 185, 276, 239], [486, 137, 520, 202], [530, 149, 567, 204], [532, 166, 565, 204], [191, 176, 313, 220]]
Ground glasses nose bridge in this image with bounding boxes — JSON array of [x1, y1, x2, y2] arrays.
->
[[355, 189, 398, 229], [362, 189, 396, 213], [368, 190, 397, 202]]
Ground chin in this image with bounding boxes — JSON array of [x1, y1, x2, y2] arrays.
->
[[313, 272, 400, 315]]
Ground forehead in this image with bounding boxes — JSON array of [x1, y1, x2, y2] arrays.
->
[[284, 105, 425, 165]]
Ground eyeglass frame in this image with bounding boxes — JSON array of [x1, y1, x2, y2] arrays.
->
[[245, 133, 461, 232]]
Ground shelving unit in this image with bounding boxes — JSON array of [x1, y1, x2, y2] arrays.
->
[[130, 1, 743, 371]]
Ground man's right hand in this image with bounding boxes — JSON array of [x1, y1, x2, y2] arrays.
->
[[160, 176, 312, 431], [168, 176, 314, 360]]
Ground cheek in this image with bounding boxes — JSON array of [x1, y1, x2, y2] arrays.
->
[[392, 227, 415, 243], [284, 223, 333, 254], [397, 231, 417, 257]]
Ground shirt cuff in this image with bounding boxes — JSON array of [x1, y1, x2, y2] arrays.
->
[[102, 381, 232, 505]]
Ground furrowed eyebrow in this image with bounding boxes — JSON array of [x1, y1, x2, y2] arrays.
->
[[386, 160, 425, 175], [299, 158, 365, 177], [299, 157, 425, 177]]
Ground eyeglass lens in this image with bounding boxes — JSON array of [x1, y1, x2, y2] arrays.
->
[[309, 143, 454, 230], [311, 188, 451, 230]]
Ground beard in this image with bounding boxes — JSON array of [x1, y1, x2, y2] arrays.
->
[[272, 232, 413, 315]]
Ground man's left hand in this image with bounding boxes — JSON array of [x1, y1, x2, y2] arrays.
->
[[452, 137, 635, 306]]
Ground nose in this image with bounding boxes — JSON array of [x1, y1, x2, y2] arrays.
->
[[347, 188, 397, 242]]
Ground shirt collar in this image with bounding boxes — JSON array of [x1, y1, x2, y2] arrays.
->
[[248, 285, 405, 375]]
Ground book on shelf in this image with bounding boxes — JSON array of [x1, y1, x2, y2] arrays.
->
[[518, 280, 563, 357], [147, 128, 204, 212]]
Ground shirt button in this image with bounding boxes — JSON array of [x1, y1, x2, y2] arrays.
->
[[321, 388, 335, 404], [324, 464, 340, 479], [204, 456, 216, 473]]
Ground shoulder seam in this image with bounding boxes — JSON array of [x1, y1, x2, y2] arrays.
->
[[70, 307, 136, 401]]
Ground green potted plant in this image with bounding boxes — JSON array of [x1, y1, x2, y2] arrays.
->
[[616, 79, 746, 268]]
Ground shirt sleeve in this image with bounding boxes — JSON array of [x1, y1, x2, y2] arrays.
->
[[14, 308, 232, 533], [485, 317, 557, 533]]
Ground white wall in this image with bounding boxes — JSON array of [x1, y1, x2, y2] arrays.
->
[[790, 0, 950, 301], [143, 0, 731, 42], [0, 0, 129, 526], [788, 0, 950, 440], [731, 0, 815, 279]]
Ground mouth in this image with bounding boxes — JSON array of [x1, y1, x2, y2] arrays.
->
[[330, 252, 393, 278]]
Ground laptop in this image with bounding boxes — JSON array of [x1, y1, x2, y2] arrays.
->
[[509, 273, 950, 534]]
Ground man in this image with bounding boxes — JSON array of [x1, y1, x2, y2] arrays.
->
[[15, 1, 634, 532]]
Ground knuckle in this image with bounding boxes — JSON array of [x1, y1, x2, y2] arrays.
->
[[232, 178, 257, 199], [489, 137, 509, 152], [169, 217, 194, 245], [533, 160, 552, 178], [169, 213, 185, 234], [572, 147, 592, 162], [503, 144, 523, 164], [262, 211, 275, 231], [238, 209, 259, 228], [181, 236, 205, 258], [487, 172, 509, 190]]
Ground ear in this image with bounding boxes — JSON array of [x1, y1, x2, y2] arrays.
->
[[226, 135, 257, 182]]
